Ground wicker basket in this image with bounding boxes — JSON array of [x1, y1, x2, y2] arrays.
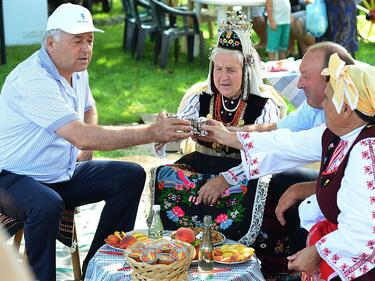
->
[[125, 241, 195, 281]]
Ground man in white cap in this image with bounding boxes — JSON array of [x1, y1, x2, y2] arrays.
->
[[0, 3, 191, 280]]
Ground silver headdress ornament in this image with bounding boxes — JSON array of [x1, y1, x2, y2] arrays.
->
[[218, 10, 253, 33]]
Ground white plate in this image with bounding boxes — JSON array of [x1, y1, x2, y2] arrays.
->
[[191, 255, 252, 265], [213, 245, 255, 265], [214, 257, 252, 265], [105, 244, 126, 252]]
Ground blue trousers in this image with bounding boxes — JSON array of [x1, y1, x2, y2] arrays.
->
[[0, 160, 146, 281]]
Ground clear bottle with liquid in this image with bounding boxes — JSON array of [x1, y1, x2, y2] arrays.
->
[[198, 215, 214, 272], [148, 205, 164, 239]]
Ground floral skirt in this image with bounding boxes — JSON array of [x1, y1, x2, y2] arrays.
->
[[155, 163, 256, 240], [152, 155, 291, 274]]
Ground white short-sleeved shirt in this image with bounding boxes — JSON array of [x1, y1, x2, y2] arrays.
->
[[268, 0, 291, 25], [277, 101, 325, 132], [0, 48, 95, 183]]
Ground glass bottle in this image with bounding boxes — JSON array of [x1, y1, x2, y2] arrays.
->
[[148, 205, 164, 239], [198, 215, 214, 272]]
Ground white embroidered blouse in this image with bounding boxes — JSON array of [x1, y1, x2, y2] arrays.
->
[[224, 124, 374, 280]]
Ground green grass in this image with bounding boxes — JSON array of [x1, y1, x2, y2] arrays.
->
[[1, 0, 375, 158], [89, 23, 208, 124]]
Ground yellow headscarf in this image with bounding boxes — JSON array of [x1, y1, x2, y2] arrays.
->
[[321, 53, 375, 117]]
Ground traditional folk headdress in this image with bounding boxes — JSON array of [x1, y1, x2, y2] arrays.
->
[[206, 10, 286, 115], [321, 53, 375, 117]]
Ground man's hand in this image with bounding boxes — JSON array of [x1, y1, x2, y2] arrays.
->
[[57, 113, 190, 150], [155, 111, 168, 122], [149, 112, 193, 143], [275, 181, 316, 225], [194, 175, 229, 205], [287, 246, 321, 273], [202, 120, 242, 149], [275, 183, 304, 226], [77, 150, 93, 162]]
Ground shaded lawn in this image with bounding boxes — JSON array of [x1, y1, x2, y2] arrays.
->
[[0, 17, 374, 157], [90, 28, 208, 124]]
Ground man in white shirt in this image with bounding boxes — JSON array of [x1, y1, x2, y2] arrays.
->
[[0, 4, 192, 280]]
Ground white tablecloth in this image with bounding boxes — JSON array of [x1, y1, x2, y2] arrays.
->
[[191, 0, 266, 24], [85, 240, 265, 281]]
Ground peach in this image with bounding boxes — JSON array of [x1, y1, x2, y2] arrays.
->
[[105, 234, 120, 246], [213, 256, 223, 262], [119, 235, 137, 249], [175, 227, 196, 244], [213, 248, 222, 256]]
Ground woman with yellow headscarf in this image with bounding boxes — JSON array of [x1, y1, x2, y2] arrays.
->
[[202, 53, 375, 280]]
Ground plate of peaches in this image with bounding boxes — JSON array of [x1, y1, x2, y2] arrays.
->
[[170, 227, 225, 247], [170, 227, 226, 263], [213, 244, 255, 264], [104, 231, 150, 251]]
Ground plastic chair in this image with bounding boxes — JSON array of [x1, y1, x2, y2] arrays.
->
[[0, 209, 82, 280], [121, 0, 138, 51], [150, 0, 205, 68], [133, 0, 158, 60], [187, 0, 215, 39]]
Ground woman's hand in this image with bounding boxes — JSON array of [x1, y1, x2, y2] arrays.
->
[[287, 246, 321, 273], [194, 175, 229, 205]]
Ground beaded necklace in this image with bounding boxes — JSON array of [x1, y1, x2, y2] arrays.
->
[[207, 94, 246, 126], [221, 93, 241, 112], [206, 94, 246, 153]]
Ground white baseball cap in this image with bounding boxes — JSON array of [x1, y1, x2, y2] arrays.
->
[[47, 3, 104, 34]]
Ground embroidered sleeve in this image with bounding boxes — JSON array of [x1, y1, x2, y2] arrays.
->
[[315, 138, 375, 280], [237, 125, 324, 180], [221, 163, 248, 185], [220, 99, 281, 184]]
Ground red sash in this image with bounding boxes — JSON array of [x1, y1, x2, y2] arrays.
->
[[302, 220, 338, 281]]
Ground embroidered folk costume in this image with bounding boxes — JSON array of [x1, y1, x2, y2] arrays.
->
[[221, 54, 375, 280], [151, 10, 294, 275]]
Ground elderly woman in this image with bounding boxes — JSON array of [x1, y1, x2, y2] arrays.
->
[[203, 53, 375, 280], [152, 10, 316, 275]]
